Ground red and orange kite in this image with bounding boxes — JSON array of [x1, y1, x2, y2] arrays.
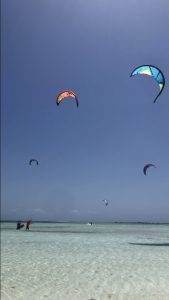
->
[[56, 91, 79, 107]]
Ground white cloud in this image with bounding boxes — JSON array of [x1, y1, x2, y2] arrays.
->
[[87, 210, 97, 215], [71, 209, 79, 214], [32, 208, 46, 214], [71, 209, 97, 215]]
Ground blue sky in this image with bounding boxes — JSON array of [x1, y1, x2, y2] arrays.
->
[[1, 0, 169, 222]]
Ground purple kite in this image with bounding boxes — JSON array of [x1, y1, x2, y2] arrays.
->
[[143, 164, 156, 175]]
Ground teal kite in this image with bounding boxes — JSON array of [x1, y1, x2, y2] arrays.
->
[[130, 65, 165, 103]]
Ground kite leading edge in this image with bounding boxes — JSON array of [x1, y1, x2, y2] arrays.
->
[[131, 65, 165, 103], [143, 163, 156, 175], [56, 91, 79, 107]]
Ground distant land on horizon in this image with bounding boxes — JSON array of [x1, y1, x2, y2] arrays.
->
[[1, 220, 169, 225]]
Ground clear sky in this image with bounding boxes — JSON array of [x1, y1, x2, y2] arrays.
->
[[1, 0, 169, 222]]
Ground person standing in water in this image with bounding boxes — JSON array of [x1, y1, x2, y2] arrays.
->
[[16, 221, 24, 230], [26, 220, 32, 230]]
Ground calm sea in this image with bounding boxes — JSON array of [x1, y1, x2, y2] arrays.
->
[[1, 222, 169, 300]]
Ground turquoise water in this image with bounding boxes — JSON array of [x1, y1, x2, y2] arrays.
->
[[1, 222, 169, 300]]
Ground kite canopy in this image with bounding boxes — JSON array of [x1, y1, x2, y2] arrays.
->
[[56, 91, 79, 107], [143, 163, 156, 175], [102, 199, 108, 206], [131, 65, 165, 103], [29, 159, 38, 166]]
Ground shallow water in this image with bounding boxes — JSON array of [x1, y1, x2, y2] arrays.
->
[[1, 222, 169, 300]]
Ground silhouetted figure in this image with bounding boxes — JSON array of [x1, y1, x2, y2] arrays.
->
[[16, 221, 24, 230], [26, 220, 32, 230]]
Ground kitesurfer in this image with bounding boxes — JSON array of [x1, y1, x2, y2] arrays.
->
[[16, 221, 24, 230], [26, 220, 32, 230]]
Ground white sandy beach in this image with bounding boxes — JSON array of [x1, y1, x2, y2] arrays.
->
[[1, 223, 169, 300]]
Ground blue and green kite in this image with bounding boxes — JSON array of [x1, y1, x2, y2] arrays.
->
[[131, 65, 165, 103]]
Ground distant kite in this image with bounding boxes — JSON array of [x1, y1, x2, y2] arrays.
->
[[102, 199, 108, 206], [29, 159, 38, 166], [130, 65, 165, 103], [56, 91, 79, 107], [143, 164, 156, 175]]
